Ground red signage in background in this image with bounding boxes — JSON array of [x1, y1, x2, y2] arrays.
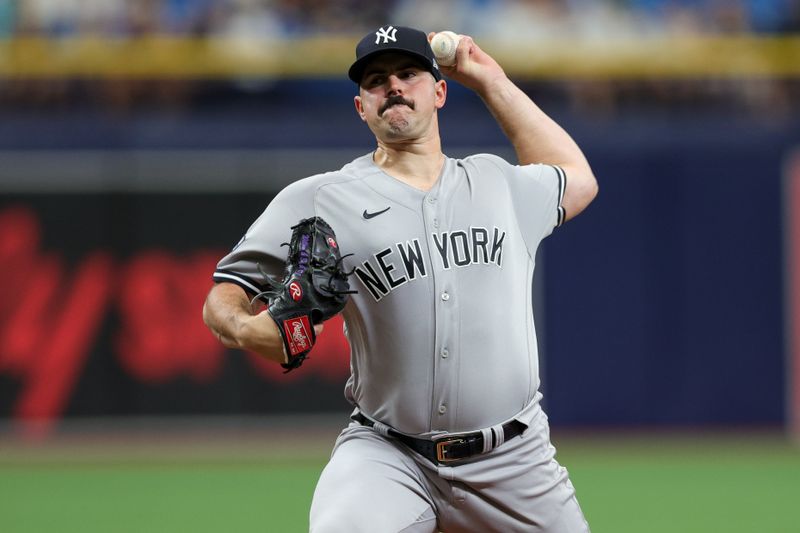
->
[[0, 207, 113, 426], [0, 205, 351, 434], [115, 251, 227, 383]]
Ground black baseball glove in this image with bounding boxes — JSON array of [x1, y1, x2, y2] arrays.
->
[[253, 217, 355, 372]]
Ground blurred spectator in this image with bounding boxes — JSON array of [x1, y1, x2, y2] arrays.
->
[[0, 0, 18, 37], [458, 0, 572, 44], [391, 0, 477, 35], [627, 0, 800, 34], [276, 0, 396, 35], [744, 0, 800, 33]]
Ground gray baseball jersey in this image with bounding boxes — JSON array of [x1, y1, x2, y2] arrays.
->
[[214, 151, 565, 437]]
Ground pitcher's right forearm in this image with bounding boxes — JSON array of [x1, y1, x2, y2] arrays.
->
[[202, 282, 251, 347], [202, 282, 288, 363]]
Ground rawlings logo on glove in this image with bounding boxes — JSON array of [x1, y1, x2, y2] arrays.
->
[[252, 217, 355, 372]]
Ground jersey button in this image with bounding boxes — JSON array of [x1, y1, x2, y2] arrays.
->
[[428, 197, 437, 204], [441, 292, 450, 301], [441, 348, 449, 359], [438, 405, 447, 414], [433, 218, 439, 228]]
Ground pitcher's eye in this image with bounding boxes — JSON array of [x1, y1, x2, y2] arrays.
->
[[364, 74, 385, 86]]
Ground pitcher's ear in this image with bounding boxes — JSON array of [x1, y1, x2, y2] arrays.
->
[[354, 95, 366, 121], [434, 79, 447, 109]]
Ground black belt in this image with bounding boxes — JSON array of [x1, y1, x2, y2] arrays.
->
[[353, 412, 526, 465]]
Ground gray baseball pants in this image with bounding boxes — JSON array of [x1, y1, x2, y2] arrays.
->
[[309, 410, 590, 532]]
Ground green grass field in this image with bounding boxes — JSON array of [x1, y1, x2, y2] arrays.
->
[[1, 429, 798, 532]]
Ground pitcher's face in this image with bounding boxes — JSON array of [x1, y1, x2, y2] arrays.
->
[[354, 53, 446, 142]]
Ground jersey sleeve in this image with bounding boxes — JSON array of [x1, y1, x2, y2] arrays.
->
[[213, 180, 317, 296], [508, 163, 566, 242], [471, 154, 566, 254]]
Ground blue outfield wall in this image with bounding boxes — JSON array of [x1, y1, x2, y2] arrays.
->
[[0, 79, 791, 427], [540, 128, 787, 426]]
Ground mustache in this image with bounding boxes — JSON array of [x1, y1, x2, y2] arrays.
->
[[380, 95, 415, 115]]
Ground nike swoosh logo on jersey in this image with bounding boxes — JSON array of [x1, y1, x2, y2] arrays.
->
[[363, 207, 391, 219]]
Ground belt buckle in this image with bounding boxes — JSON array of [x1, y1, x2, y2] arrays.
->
[[435, 437, 466, 463]]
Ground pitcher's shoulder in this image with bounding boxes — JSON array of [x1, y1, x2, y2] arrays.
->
[[280, 155, 375, 197], [458, 153, 513, 172], [455, 153, 521, 184]]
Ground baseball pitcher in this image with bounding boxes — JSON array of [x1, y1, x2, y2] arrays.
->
[[204, 25, 598, 532]]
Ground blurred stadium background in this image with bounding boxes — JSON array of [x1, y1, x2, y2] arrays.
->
[[1, 0, 799, 531]]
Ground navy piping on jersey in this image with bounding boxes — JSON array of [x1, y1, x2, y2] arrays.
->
[[552, 165, 567, 227], [213, 269, 266, 299]]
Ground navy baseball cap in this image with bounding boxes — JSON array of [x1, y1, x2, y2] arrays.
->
[[348, 25, 442, 84]]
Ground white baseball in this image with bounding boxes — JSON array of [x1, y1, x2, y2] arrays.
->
[[430, 31, 460, 67]]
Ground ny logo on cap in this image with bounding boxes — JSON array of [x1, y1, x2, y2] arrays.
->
[[375, 26, 398, 44]]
